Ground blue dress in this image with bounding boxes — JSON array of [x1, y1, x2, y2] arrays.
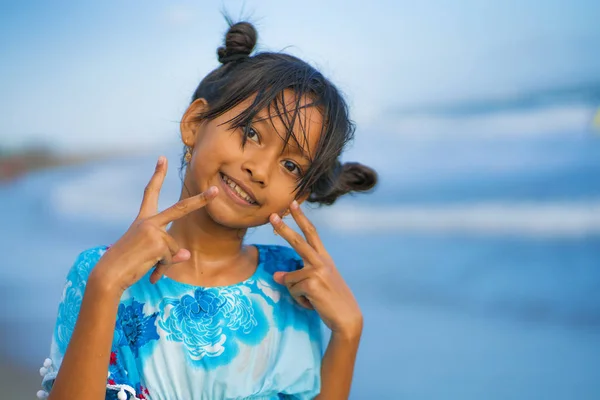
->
[[39, 244, 324, 399]]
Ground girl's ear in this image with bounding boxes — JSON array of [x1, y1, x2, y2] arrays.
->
[[180, 98, 209, 147]]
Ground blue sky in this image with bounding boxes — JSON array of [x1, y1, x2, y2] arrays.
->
[[1, 0, 599, 151]]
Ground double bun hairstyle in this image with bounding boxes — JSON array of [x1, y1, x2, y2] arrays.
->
[[183, 20, 377, 206]]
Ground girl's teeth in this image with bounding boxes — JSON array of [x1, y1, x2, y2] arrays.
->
[[223, 175, 254, 204]]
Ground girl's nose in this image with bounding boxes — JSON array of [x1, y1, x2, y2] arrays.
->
[[242, 159, 269, 187]]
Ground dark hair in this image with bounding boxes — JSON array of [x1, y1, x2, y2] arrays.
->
[[182, 21, 377, 205]]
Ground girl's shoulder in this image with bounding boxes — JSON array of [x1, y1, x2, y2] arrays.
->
[[254, 244, 304, 275], [66, 245, 110, 282]]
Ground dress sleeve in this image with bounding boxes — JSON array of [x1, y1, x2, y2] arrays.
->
[[265, 245, 325, 400], [278, 312, 325, 400], [37, 246, 138, 400]]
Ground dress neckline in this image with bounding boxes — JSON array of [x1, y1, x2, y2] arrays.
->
[[154, 244, 264, 290]]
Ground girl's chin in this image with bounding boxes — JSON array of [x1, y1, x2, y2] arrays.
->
[[204, 200, 266, 230]]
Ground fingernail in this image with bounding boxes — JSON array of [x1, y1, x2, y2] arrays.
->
[[157, 156, 165, 165], [291, 200, 299, 209], [273, 271, 285, 285], [206, 186, 217, 196], [271, 214, 281, 223]]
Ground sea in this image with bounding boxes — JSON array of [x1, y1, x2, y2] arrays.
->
[[1, 119, 600, 398]]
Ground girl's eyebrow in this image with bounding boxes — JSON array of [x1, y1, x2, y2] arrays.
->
[[253, 117, 312, 162], [286, 142, 312, 163]]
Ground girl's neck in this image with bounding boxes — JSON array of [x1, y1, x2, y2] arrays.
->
[[165, 201, 256, 285], [167, 206, 247, 261]]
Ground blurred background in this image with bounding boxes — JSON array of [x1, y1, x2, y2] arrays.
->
[[1, 0, 600, 398]]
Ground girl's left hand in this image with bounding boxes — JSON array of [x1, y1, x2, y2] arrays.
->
[[269, 200, 363, 339]]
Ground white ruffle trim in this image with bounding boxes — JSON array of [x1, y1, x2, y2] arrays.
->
[[38, 357, 137, 399], [38, 383, 136, 399], [107, 383, 137, 399]]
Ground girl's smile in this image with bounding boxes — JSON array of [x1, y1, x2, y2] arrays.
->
[[179, 93, 324, 229], [219, 172, 260, 206]]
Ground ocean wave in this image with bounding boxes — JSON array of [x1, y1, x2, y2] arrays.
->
[[318, 202, 600, 237], [48, 161, 183, 225], [378, 104, 595, 138], [49, 165, 143, 223], [46, 156, 600, 238]]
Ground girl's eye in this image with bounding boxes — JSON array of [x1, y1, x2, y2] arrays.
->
[[282, 160, 303, 176], [244, 126, 260, 143]]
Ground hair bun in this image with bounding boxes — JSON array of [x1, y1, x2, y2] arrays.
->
[[308, 161, 378, 205], [217, 22, 257, 64], [339, 162, 378, 192]]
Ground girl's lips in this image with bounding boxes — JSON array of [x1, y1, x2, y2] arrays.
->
[[219, 173, 258, 207]]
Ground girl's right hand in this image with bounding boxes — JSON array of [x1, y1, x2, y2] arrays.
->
[[89, 156, 218, 294]]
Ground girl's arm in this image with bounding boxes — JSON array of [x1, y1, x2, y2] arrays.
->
[[48, 269, 123, 400], [316, 327, 363, 399], [45, 158, 216, 399]]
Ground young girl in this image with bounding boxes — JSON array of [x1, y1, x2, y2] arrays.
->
[[38, 21, 376, 400]]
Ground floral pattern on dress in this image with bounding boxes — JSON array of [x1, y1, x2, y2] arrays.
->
[[107, 351, 130, 385], [115, 300, 160, 356], [134, 383, 151, 399], [54, 248, 104, 354], [158, 287, 260, 367], [55, 279, 83, 355], [43, 244, 323, 399], [260, 245, 304, 275]]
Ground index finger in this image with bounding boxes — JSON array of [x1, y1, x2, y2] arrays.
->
[[270, 214, 321, 267], [288, 200, 326, 254], [151, 186, 218, 226], [138, 156, 167, 219]]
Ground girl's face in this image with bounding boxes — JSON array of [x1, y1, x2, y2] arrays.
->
[[181, 93, 323, 229]]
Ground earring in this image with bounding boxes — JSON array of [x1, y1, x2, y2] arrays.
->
[[184, 147, 192, 163]]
